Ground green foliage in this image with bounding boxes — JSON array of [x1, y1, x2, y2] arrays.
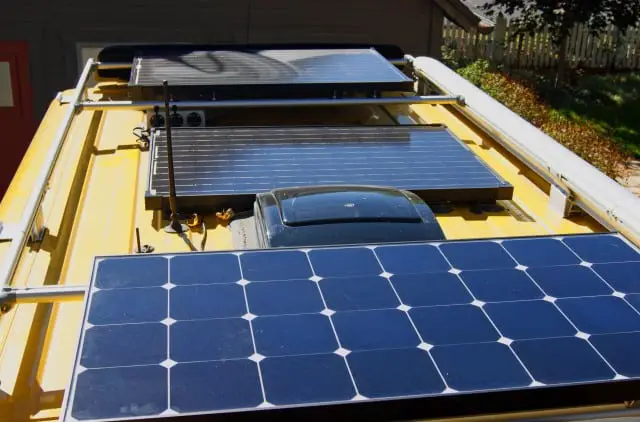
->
[[483, 0, 640, 46], [455, 60, 631, 177], [542, 73, 640, 156], [440, 45, 461, 69], [441, 44, 476, 70], [457, 59, 491, 86]]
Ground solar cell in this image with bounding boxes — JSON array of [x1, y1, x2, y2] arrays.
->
[[347, 348, 444, 397], [245, 279, 324, 315], [254, 313, 338, 356], [63, 233, 640, 422], [459, 268, 543, 302], [527, 265, 613, 297], [129, 48, 414, 93], [146, 126, 514, 210], [590, 332, 640, 377], [170, 319, 253, 362], [430, 342, 531, 391], [240, 250, 311, 281], [512, 337, 615, 384], [333, 309, 420, 351], [556, 296, 640, 334], [592, 262, 640, 294], [71, 366, 167, 420], [484, 300, 576, 340], [627, 294, 640, 312], [261, 354, 355, 405], [439, 241, 516, 270], [170, 284, 246, 320], [502, 238, 581, 267], [563, 234, 639, 263], [319, 275, 399, 311], [390, 272, 472, 306], [94, 256, 167, 289], [88, 287, 167, 325], [169, 253, 240, 285], [81, 323, 166, 368], [170, 360, 262, 412]]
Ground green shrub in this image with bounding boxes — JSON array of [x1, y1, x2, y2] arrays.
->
[[457, 60, 491, 87], [453, 60, 630, 178], [441, 44, 476, 70]]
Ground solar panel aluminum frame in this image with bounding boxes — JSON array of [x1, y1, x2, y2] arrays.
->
[[60, 232, 640, 422], [144, 125, 514, 211]]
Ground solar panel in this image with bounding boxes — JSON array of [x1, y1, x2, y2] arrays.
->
[[129, 48, 414, 94], [146, 126, 513, 209], [62, 233, 640, 421]]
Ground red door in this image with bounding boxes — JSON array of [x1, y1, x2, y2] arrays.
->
[[0, 41, 35, 200]]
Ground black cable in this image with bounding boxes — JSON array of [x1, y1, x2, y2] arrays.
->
[[132, 126, 150, 148], [201, 221, 207, 251]]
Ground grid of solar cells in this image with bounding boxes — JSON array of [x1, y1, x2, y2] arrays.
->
[[63, 233, 640, 421], [148, 126, 513, 200], [129, 49, 413, 92]]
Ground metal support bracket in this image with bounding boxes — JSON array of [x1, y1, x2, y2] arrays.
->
[[57, 92, 74, 105], [30, 207, 46, 244], [0, 216, 45, 243], [548, 184, 575, 219], [0, 222, 19, 242]]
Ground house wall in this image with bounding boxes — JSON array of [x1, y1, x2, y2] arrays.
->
[[0, 0, 443, 118]]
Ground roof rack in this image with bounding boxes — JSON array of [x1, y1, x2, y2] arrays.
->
[[0, 53, 463, 308], [3, 49, 640, 311]]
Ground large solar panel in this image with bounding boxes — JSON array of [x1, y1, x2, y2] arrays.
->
[[62, 233, 640, 421], [129, 48, 414, 93], [146, 126, 513, 209]]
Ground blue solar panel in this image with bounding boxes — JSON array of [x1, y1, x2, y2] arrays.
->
[[63, 233, 640, 422], [147, 126, 514, 209]]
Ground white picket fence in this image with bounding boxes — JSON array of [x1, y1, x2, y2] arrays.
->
[[443, 16, 640, 69]]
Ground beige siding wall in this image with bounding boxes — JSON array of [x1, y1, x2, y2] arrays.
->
[[0, 0, 442, 117]]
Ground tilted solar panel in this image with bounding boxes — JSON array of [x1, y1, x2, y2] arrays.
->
[[129, 48, 414, 94], [62, 233, 640, 421], [146, 126, 513, 209]]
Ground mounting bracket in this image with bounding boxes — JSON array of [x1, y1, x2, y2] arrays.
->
[[0, 209, 46, 244], [0, 222, 18, 242], [548, 184, 575, 219]]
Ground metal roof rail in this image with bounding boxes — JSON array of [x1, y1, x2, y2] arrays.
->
[[0, 59, 95, 310], [77, 95, 464, 111], [412, 57, 640, 247]]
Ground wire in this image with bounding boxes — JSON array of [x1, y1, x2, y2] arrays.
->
[[132, 126, 150, 149], [200, 221, 207, 251]]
